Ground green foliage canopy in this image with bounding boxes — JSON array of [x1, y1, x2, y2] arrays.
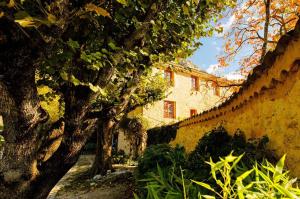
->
[[1, 0, 236, 107]]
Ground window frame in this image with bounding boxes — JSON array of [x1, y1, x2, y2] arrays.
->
[[190, 109, 197, 117], [164, 70, 175, 86], [212, 82, 220, 96], [163, 100, 176, 119], [191, 75, 199, 91]]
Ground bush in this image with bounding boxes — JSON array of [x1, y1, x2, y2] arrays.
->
[[137, 144, 186, 178], [135, 144, 186, 197], [193, 153, 300, 198], [135, 127, 283, 198], [186, 127, 276, 180], [82, 142, 97, 154], [135, 153, 300, 199], [147, 124, 179, 146], [112, 150, 129, 164], [134, 164, 202, 199]]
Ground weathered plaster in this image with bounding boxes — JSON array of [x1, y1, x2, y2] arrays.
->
[[171, 21, 300, 176]]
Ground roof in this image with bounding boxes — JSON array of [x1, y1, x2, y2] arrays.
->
[[179, 18, 300, 126], [155, 59, 237, 86]]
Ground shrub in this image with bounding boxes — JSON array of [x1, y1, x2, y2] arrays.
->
[[134, 164, 201, 199], [193, 153, 300, 198], [186, 127, 276, 180], [146, 124, 179, 146], [135, 153, 300, 199], [137, 144, 186, 178], [112, 149, 129, 164], [135, 127, 284, 198]]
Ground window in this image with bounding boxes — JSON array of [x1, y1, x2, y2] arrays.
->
[[190, 109, 197, 117], [164, 101, 176, 118], [213, 83, 220, 96], [164, 70, 174, 86], [191, 76, 199, 91]]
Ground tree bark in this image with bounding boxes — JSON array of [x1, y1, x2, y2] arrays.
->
[[260, 0, 271, 63], [90, 119, 115, 176], [0, 17, 97, 199]]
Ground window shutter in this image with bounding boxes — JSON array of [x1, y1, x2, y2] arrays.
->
[[190, 109, 197, 117], [164, 101, 168, 118], [173, 101, 176, 118], [171, 71, 174, 86], [164, 101, 176, 118]]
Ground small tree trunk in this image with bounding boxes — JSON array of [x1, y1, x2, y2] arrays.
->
[[138, 130, 147, 156], [260, 0, 271, 62], [90, 119, 115, 176]]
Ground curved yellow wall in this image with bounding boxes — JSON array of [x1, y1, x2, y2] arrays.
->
[[171, 23, 300, 176]]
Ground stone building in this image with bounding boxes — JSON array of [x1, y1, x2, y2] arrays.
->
[[117, 60, 237, 155]]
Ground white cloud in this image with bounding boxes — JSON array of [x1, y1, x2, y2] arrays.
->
[[223, 71, 245, 80], [215, 15, 236, 37], [216, 47, 221, 52], [206, 64, 221, 75]]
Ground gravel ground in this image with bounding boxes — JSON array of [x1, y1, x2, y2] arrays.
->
[[48, 155, 136, 199]]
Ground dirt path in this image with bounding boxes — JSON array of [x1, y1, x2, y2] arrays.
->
[[48, 155, 136, 199]]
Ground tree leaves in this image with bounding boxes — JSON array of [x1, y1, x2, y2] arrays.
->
[[182, 5, 189, 16], [219, 0, 299, 72], [117, 0, 128, 6], [67, 39, 80, 51], [85, 3, 111, 18], [15, 17, 37, 27], [34, 0, 235, 115], [7, 0, 15, 8]]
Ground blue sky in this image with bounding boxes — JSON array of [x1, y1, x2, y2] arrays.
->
[[187, 15, 248, 80]]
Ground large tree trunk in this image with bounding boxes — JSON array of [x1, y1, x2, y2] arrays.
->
[[90, 119, 115, 176], [0, 17, 97, 198]]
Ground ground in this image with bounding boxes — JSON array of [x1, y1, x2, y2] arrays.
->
[[48, 155, 136, 199]]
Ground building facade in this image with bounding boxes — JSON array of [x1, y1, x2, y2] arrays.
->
[[117, 60, 237, 155], [140, 63, 235, 128]]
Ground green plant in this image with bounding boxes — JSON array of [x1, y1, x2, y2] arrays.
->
[[137, 144, 186, 178], [136, 165, 184, 199], [193, 153, 300, 199], [147, 124, 179, 146], [112, 150, 129, 164], [135, 128, 292, 199], [134, 164, 205, 199], [186, 127, 276, 180], [135, 153, 300, 199]]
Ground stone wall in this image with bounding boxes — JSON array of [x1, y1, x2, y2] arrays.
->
[[171, 20, 300, 176]]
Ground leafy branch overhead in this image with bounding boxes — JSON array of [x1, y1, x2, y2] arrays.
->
[[218, 0, 299, 73], [0, 0, 237, 198], [29, 0, 237, 116]]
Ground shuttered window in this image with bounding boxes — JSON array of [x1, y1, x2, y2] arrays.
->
[[164, 101, 176, 118], [191, 76, 199, 91], [164, 70, 174, 86], [213, 83, 220, 96], [190, 109, 197, 117]]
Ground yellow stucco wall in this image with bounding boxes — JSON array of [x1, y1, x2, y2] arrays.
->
[[142, 67, 233, 128], [171, 29, 300, 176], [118, 66, 234, 154], [117, 130, 131, 154]]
